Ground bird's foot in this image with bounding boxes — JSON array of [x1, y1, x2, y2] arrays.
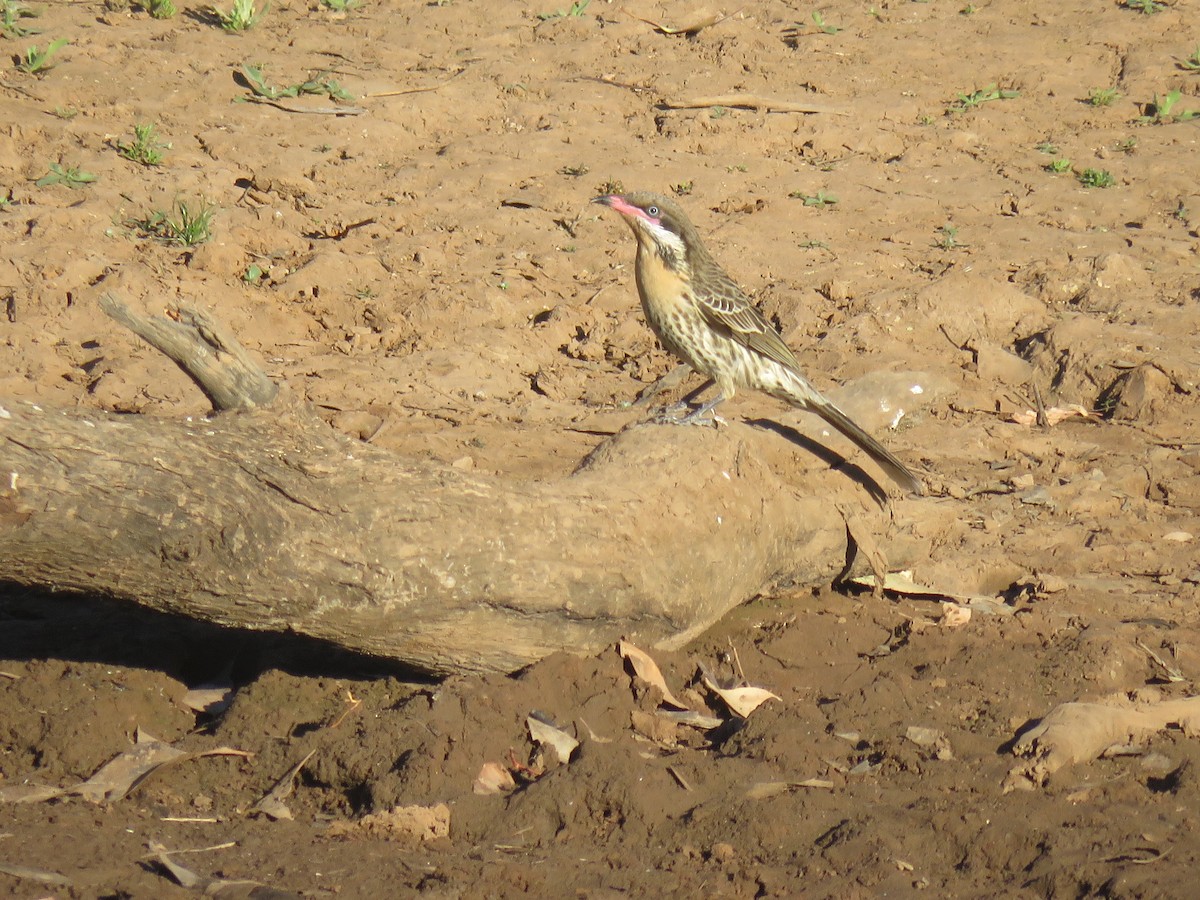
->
[[653, 406, 725, 427]]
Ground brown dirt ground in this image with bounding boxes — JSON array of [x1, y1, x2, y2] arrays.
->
[[3, 0, 1200, 896]]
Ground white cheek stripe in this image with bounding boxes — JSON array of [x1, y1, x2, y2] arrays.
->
[[643, 221, 686, 259]]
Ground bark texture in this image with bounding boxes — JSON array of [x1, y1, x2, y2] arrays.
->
[[0, 302, 921, 675]]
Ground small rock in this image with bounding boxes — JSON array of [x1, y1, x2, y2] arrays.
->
[[710, 842, 736, 864]]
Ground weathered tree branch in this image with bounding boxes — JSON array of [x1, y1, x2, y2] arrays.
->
[[0, 300, 929, 675], [99, 294, 277, 412]]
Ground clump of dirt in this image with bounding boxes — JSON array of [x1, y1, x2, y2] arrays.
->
[[4, 0, 1200, 895]]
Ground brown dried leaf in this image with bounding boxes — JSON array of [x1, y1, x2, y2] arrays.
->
[[618, 640, 689, 709], [713, 685, 781, 717], [700, 671, 780, 717], [251, 749, 316, 820], [526, 716, 580, 761], [473, 761, 517, 795], [0, 862, 72, 887], [630, 710, 680, 746], [0, 730, 251, 805], [1005, 694, 1200, 790], [148, 841, 295, 898], [656, 708, 724, 730], [1009, 403, 1097, 427], [745, 779, 835, 800], [181, 683, 235, 716], [620, 5, 741, 35]]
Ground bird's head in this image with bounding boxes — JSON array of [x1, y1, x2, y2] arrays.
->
[[592, 192, 700, 272]]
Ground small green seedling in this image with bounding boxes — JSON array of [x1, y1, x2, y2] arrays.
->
[[1172, 200, 1190, 222], [35, 162, 96, 188], [1179, 46, 1200, 72], [1120, 0, 1164, 13], [949, 84, 1019, 112], [0, 189, 14, 207], [1045, 158, 1072, 173], [558, 164, 589, 176], [1114, 136, 1138, 153], [50, 105, 78, 119], [790, 190, 838, 208], [320, 0, 359, 9], [1035, 141, 1059, 154], [213, 0, 265, 31], [130, 200, 215, 246], [1, 0, 40, 38], [595, 179, 623, 196], [117, 123, 170, 166], [671, 181, 693, 196], [811, 11, 841, 34], [243, 263, 264, 285], [536, 0, 588, 20], [1077, 168, 1115, 188], [959, 3, 977, 13], [709, 105, 728, 119], [1136, 89, 1200, 124], [137, 0, 176, 17], [17, 37, 67, 74], [935, 224, 964, 250], [1087, 87, 1120, 107], [238, 64, 353, 101]]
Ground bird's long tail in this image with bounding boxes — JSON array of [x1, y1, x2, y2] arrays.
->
[[811, 400, 924, 496], [778, 373, 923, 495]]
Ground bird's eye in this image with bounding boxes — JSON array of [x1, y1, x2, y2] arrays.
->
[[647, 206, 659, 217]]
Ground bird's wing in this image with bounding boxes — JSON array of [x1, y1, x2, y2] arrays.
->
[[694, 271, 803, 371]]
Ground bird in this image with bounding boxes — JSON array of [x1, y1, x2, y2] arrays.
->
[[593, 191, 924, 496]]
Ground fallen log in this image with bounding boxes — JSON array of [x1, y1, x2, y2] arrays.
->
[[0, 298, 923, 675]]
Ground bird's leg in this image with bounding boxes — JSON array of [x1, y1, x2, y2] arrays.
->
[[671, 391, 727, 427], [659, 376, 716, 416], [631, 363, 695, 408], [679, 377, 716, 406]]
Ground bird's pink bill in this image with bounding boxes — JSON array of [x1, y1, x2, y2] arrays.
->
[[593, 194, 660, 225]]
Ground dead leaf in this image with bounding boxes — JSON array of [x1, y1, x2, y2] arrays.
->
[[656, 708, 724, 730], [630, 710, 680, 745], [526, 715, 580, 761], [473, 761, 516, 795], [0, 862, 73, 887], [181, 683, 235, 716], [1009, 403, 1097, 427], [850, 570, 1012, 616], [0, 730, 250, 805], [620, 6, 742, 36], [576, 717, 612, 743], [661, 94, 849, 114], [1005, 694, 1200, 791], [618, 640, 689, 709], [700, 671, 780, 717], [715, 685, 780, 717], [148, 841, 297, 898], [745, 779, 835, 799], [251, 749, 316, 820]]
